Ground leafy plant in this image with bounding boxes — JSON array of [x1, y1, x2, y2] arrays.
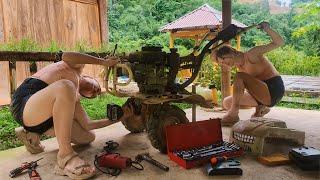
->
[[267, 46, 320, 76], [291, 0, 320, 56]]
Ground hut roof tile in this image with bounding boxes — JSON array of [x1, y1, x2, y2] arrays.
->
[[159, 4, 246, 32]]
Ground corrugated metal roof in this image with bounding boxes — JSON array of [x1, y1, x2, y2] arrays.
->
[[159, 4, 246, 32]]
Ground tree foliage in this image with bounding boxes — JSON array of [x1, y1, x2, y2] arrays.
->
[[108, 0, 317, 53], [292, 0, 320, 55], [107, 0, 319, 79], [108, 0, 221, 48]]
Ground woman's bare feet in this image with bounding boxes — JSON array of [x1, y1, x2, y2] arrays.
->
[[55, 151, 96, 179], [64, 155, 95, 175], [251, 105, 270, 117], [15, 127, 44, 154]]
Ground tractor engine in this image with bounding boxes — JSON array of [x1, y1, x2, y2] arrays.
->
[[128, 46, 180, 94]]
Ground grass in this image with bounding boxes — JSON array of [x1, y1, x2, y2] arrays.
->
[[0, 94, 192, 151], [0, 106, 21, 150], [80, 94, 128, 120], [276, 102, 320, 110]]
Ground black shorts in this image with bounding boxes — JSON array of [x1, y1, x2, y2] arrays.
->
[[10, 78, 54, 134], [257, 76, 285, 107]]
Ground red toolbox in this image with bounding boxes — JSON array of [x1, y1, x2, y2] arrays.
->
[[166, 118, 243, 169]]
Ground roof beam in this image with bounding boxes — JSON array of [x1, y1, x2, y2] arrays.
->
[[171, 29, 210, 38]]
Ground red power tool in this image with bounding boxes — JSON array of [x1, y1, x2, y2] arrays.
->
[[95, 152, 143, 176], [94, 140, 143, 176]]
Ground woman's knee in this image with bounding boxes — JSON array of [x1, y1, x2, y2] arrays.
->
[[54, 80, 77, 99], [223, 96, 233, 109]]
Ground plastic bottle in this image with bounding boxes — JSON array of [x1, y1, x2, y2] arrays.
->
[[209, 84, 218, 105], [230, 84, 233, 95]]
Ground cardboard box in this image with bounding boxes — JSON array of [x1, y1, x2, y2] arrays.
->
[[166, 118, 243, 169]]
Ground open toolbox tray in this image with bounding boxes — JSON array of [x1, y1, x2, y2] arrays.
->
[[166, 118, 244, 169]]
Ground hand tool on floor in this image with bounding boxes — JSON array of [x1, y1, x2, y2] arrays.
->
[[9, 157, 43, 178], [206, 159, 242, 176], [135, 153, 169, 172], [95, 152, 143, 176], [210, 156, 228, 166], [174, 142, 241, 161], [94, 140, 143, 176], [28, 165, 41, 180]]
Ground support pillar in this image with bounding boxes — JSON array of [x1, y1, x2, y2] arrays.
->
[[169, 33, 175, 48], [221, 0, 232, 104], [236, 35, 241, 50]]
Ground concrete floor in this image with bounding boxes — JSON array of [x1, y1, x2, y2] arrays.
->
[[0, 107, 319, 180]]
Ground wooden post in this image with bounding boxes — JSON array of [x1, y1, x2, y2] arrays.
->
[[192, 84, 196, 122], [236, 35, 241, 50], [0, 0, 3, 42], [221, 0, 232, 103], [0, 2, 12, 105], [0, 61, 12, 105], [169, 32, 175, 48], [16, 62, 31, 87], [9, 61, 16, 94]]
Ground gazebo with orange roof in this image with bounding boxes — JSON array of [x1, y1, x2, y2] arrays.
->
[[159, 3, 246, 49]]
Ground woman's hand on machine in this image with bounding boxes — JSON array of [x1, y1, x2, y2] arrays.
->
[[103, 56, 120, 67]]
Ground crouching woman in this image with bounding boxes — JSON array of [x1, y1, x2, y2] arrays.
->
[[10, 52, 133, 179]]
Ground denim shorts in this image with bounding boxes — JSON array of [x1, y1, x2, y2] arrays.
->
[[10, 78, 53, 134], [257, 76, 285, 107]]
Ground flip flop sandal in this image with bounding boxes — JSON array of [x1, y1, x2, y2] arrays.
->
[[15, 127, 44, 154], [54, 151, 96, 180], [221, 115, 240, 126]]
